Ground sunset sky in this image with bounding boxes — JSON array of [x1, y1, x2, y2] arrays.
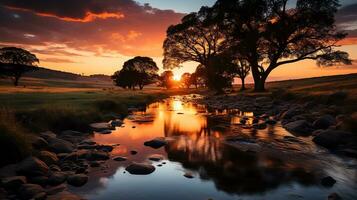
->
[[0, 0, 356, 82]]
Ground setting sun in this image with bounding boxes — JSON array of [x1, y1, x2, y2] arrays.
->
[[173, 74, 181, 81]]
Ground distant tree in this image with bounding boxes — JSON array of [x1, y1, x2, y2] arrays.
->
[[112, 56, 159, 90], [159, 71, 174, 89], [234, 59, 250, 91], [189, 72, 199, 89], [0, 47, 39, 86], [181, 73, 192, 88], [210, 0, 351, 91]]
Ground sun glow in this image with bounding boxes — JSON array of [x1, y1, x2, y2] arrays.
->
[[173, 74, 181, 81]]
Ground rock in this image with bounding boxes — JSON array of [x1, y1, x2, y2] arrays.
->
[[38, 151, 58, 166], [144, 138, 167, 149], [47, 191, 83, 200], [148, 154, 164, 162], [18, 184, 45, 199], [67, 174, 88, 187], [313, 130, 356, 149], [47, 137, 74, 153], [77, 145, 97, 150], [90, 122, 113, 131], [89, 161, 101, 167], [284, 120, 313, 135], [32, 137, 49, 149], [89, 151, 110, 161], [313, 115, 336, 129], [183, 172, 194, 179], [39, 131, 56, 140], [28, 176, 48, 186], [109, 119, 123, 127], [96, 145, 114, 152], [265, 119, 277, 125], [328, 193, 342, 200], [48, 172, 67, 186], [96, 130, 112, 134], [16, 157, 49, 177], [321, 176, 336, 187], [113, 156, 127, 162], [281, 107, 302, 120], [253, 122, 267, 130], [45, 184, 67, 195], [130, 150, 138, 155], [1, 176, 26, 190], [79, 139, 96, 146], [125, 163, 156, 175]]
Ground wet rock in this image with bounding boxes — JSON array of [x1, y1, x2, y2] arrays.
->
[[148, 154, 164, 162], [281, 107, 302, 120], [39, 131, 56, 140], [38, 151, 58, 166], [321, 176, 336, 187], [253, 122, 267, 130], [28, 176, 48, 186], [284, 120, 313, 135], [47, 137, 74, 153], [45, 184, 67, 195], [79, 139, 96, 146], [125, 163, 155, 175], [183, 172, 194, 179], [67, 174, 88, 187], [130, 150, 138, 155], [47, 191, 83, 200], [328, 193, 342, 200], [96, 145, 114, 152], [113, 156, 127, 162], [109, 119, 123, 127], [89, 151, 110, 161], [48, 172, 67, 186], [313, 130, 356, 149], [313, 115, 336, 129], [16, 157, 49, 177], [18, 184, 45, 199], [1, 176, 26, 190], [90, 122, 114, 131], [77, 144, 97, 150], [32, 137, 48, 149], [144, 138, 168, 149]]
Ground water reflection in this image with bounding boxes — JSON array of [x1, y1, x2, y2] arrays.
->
[[71, 95, 357, 200]]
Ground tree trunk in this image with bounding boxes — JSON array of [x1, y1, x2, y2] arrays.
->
[[254, 77, 266, 92], [240, 77, 246, 91], [13, 76, 20, 87]]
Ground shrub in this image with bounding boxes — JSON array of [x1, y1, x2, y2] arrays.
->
[[0, 109, 31, 166]]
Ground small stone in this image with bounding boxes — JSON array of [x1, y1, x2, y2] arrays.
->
[[148, 154, 164, 162], [113, 156, 127, 162], [144, 138, 167, 149], [321, 176, 337, 187], [183, 172, 194, 179], [125, 163, 155, 175], [48, 172, 67, 186], [67, 174, 88, 187], [130, 150, 138, 155], [38, 151, 59, 166]]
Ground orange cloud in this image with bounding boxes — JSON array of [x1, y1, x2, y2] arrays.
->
[[337, 37, 357, 46], [5, 6, 124, 22]]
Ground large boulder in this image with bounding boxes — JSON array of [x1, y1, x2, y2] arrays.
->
[[1, 176, 26, 191], [284, 120, 314, 135], [144, 138, 167, 149], [313, 115, 336, 129], [18, 184, 45, 200], [16, 157, 49, 177], [38, 151, 58, 166], [47, 137, 74, 153], [313, 130, 356, 149], [67, 174, 88, 187], [125, 163, 155, 175]]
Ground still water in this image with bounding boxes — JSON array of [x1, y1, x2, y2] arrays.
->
[[71, 95, 357, 200]]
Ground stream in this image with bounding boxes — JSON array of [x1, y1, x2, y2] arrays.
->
[[70, 95, 357, 200]]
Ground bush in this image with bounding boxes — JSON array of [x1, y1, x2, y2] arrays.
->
[[0, 109, 31, 166]]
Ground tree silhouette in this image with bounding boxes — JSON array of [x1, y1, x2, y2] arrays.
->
[[0, 47, 39, 86], [163, 7, 229, 78], [159, 71, 175, 89], [112, 56, 159, 90], [210, 0, 351, 91], [181, 73, 191, 88], [233, 59, 250, 91]]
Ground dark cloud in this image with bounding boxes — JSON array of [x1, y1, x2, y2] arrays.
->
[[336, 3, 357, 25], [0, 0, 184, 57]]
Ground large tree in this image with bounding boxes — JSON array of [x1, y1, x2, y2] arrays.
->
[[210, 0, 351, 91], [180, 73, 192, 88], [159, 71, 175, 89], [163, 7, 230, 91], [112, 56, 159, 90], [0, 47, 39, 86]]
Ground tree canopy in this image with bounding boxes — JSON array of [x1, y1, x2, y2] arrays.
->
[[112, 56, 159, 90], [0, 47, 39, 86]]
